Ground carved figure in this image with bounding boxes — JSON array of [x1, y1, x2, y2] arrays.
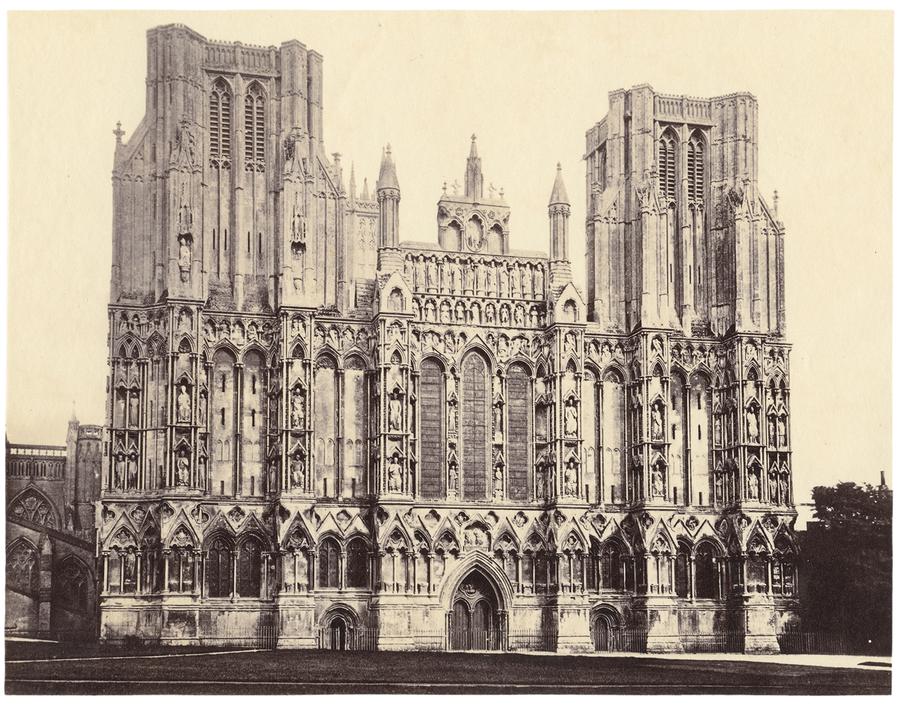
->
[[748, 470, 760, 500], [652, 465, 665, 497], [777, 416, 787, 447], [177, 454, 190, 486], [746, 408, 760, 443], [565, 401, 578, 437], [127, 455, 137, 488], [291, 455, 306, 489], [564, 461, 577, 496], [651, 403, 663, 441], [176, 384, 191, 423], [389, 395, 403, 432], [129, 393, 140, 426], [387, 454, 403, 493]]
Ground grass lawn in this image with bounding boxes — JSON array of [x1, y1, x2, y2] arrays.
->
[[5, 646, 890, 695]]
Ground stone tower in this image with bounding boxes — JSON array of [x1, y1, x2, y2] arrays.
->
[[582, 86, 795, 651]]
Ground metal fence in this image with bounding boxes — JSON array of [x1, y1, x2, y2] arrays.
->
[[679, 631, 744, 654], [777, 631, 848, 655], [596, 627, 649, 653], [317, 626, 380, 651]]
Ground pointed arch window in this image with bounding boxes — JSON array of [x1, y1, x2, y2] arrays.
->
[[657, 130, 677, 202], [687, 133, 705, 202], [209, 78, 232, 168], [244, 83, 265, 170]]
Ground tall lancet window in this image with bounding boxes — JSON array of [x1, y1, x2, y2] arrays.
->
[[244, 82, 265, 169], [657, 130, 677, 202], [209, 78, 232, 167], [687, 133, 705, 202]]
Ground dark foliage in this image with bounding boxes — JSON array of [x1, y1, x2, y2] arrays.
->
[[800, 482, 892, 654]]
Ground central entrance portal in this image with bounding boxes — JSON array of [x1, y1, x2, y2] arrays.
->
[[448, 570, 502, 651]]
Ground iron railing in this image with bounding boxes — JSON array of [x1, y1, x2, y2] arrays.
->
[[777, 631, 847, 655]]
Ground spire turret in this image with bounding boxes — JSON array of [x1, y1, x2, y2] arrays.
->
[[549, 162, 570, 206], [377, 144, 400, 191], [549, 163, 571, 263], [464, 134, 483, 200], [377, 144, 400, 247]]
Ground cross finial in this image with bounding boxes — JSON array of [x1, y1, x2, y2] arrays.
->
[[113, 121, 125, 144], [773, 189, 779, 219], [386, 143, 392, 157], [442, 181, 447, 196]]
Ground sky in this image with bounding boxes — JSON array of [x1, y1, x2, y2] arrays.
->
[[6, 11, 893, 506]]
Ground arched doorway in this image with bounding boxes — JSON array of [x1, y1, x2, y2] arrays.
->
[[448, 570, 502, 651], [592, 607, 621, 652], [326, 614, 348, 651]]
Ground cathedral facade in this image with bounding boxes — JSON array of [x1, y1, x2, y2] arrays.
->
[[98, 24, 798, 653]]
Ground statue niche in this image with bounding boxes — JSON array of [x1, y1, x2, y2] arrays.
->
[[176, 188, 193, 284]]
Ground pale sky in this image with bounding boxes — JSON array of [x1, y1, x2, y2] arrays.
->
[[6, 11, 893, 505]]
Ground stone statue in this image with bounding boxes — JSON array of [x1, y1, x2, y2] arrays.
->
[[498, 266, 509, 297], [748, 470, 760, 500], [198, 393, 207, 424], [116, 394, 126, 426], [536, 466, 546, 499], [713, 416, 722, 445], [178, 235, 191, 283], [129, 393, 140, 426], [509, 263, 520, 298], [714, 472, 724, 499], [449, 460, 459, 493], [127, 455, 137, 488], [768, 472, 778, 502], [652, 465, 664, 497], [534, 265, 544, 298], [651, 404, 663, 441], [513, 306, 524, 326], [493, 466, 503, 496], [290, 391, 305, 428], [746, 408, 759, 444], [521, 264, 533, 298], [564, 461, 577, 496], [449, 404, 458, 432], [777, 416, 787, 447], [177, 454, 190, 486], [565, 402, 578, 437], [651, 337, 664, 358], [114, 454, 125, 489], [387, 454, 403, 493], [427, 258, 438, 289], [291, 455, 306, 489], [493, 404, 503, 441], [389, 396, 403, 432], [779, 474, 789, 502], [767, 416, 776, 446], [176, 384, 191, 423], [414, 256, 425, 290]]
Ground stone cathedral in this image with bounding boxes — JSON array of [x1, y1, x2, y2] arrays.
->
[[99, 24, 798, 653]]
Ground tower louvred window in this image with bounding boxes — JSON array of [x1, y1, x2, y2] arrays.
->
[[658, 132, 676, 202], [244, 83, 265, 169], [210, 78, 232, 167], [688, 134, 705, 202]]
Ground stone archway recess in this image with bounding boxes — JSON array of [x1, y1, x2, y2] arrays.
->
[[591, 605, 622, 652], [446, 565, 510, 651]]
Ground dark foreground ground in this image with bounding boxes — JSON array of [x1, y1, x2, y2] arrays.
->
[[4, 642, 891, 695]]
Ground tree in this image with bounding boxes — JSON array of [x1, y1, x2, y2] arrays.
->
[[800, 482, 892, 654]]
